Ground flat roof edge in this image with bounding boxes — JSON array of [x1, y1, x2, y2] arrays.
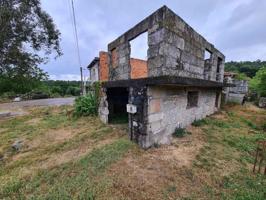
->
[[102, 76, 228, 88]]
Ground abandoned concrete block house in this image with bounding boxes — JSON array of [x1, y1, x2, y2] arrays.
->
[[88, 6, 227, 148], [223, 72, 248, 104]]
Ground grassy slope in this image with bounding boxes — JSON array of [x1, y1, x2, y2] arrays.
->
[[0, 104, 265, 199], [190, 104, 266, 200]]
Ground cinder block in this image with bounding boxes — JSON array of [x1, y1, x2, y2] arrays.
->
[[149, 99, 161, 113], [148, 112, 163, 123]]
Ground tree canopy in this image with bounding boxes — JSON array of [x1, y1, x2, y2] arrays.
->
[[225, 60, 266, 97], [249, 67, 266, 97], [0, 0, 62, 94], [225, 60, 265, 78]]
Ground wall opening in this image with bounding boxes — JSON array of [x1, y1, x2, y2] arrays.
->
[[129, 32, 148, 79], [204, 49, 213, 80], [204, 49, 212, 60], [217, 57, 222, 73], [215, 91, 220, 108], [187, 91, 199, 109], [216, 57, 222, 81], [107, 87, 129, 124]]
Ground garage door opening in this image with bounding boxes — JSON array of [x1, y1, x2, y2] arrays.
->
[[107, 87, 129, 124]]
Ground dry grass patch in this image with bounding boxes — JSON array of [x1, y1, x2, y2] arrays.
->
[[1, 104, 266, 199], [39, 138, 118, 169], [25, 117, 42, 125], [105, 125, 206, 199]]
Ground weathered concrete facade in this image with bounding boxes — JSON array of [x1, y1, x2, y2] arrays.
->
[[98, 6, 226, 148], [227, 80, 248, 104], [143, 86, 220, 147], [107, 6, 224, 83], [223, 72, 248, 104], [87, 57, 99, 82]]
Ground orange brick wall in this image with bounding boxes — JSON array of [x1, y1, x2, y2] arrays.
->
[[98, 51, 147, 80], [99, 51, 109, 81], [130, 58, 148, 79]]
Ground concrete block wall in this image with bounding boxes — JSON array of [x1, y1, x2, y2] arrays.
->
[[147, 7, 225, 82], [98, 88, 109, 124], [229, 80, 248, 94], [226, 80, 248, 104], [107, 6, 225, 83], [109, 41, 131, 80], [142, 85, 220, 148]]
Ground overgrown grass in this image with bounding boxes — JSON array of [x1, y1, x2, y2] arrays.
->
[[192, 104, 266, 199], [1, 104, 266, 199], [0, 106, 132, 199], [0, 139, 134, 199], [221, 169, 266, 200]]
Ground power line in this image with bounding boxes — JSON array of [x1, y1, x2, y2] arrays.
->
[[70, 0, 81, 68], [70, 0, 86, 95]]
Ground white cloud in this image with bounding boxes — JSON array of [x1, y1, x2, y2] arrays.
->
[[49, 74, 81, 81]]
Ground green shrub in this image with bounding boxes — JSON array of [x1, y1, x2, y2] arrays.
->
[[173, 128, 190, 138], [74, 93, 98, 116]]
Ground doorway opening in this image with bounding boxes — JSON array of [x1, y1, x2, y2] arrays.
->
[[107, 87, 129, 124]]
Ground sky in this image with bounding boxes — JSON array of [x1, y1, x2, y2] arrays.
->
[[40, 0, 266, 80]]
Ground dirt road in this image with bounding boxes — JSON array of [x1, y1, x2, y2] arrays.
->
[[0, 97, 75, 111]]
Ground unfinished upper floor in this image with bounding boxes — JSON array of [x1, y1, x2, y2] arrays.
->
[[106, 6, 225, 83]]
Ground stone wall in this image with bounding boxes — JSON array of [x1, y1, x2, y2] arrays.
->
[[226, 80, 248, 104], [107, 6, 225, 83], [128, 86, 148, 147], [229, 80, 248, 94], [98, 88, 109, 124], [109, 43, 131, 80], [142, 85, 221, 148]]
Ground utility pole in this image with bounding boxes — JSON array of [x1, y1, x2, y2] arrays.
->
[[80, 67, 83, 95], [83, 72, 87, 95], [70, 0, 84, 95]]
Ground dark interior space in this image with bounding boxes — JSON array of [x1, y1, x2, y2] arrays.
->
[[107, 87, 129, 123]]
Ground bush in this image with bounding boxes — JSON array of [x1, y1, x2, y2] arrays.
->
[[173, 128, 190, 138], [66, 86, 80, 96], [74, 93, 98, 116]]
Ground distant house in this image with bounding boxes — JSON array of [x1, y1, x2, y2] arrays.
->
[[87, 57, 99, 82], [223, 72, 248, 104]]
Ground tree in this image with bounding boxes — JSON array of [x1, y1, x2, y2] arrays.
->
[[225, 60, 266, 78], [0, 0, 62, 94], [249, 67, 266, 97]]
